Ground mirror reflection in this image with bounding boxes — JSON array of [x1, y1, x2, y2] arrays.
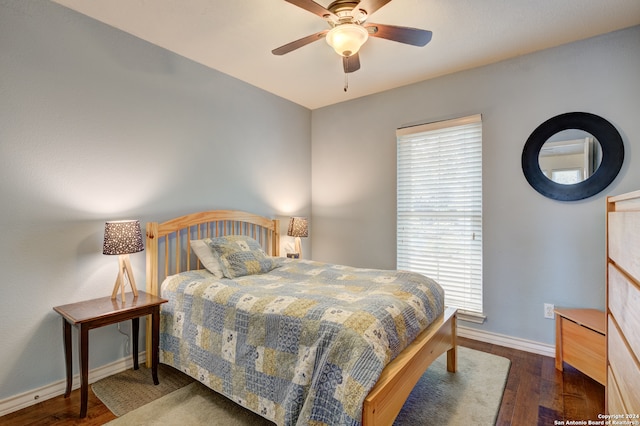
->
[[538, 129, 602, 185]]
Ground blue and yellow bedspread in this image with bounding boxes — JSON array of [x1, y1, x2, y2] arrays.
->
[[159, 259, 444, 426]]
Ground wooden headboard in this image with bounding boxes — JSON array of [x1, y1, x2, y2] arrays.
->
[[144, 210, 279, 367], [145, 210, 280, 297]]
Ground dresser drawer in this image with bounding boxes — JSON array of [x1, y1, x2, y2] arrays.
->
[[608, 316, 640, 411], [607, 368, 628, 415], [608, 264, 640, 359], [608, 211, 640, 280], [561, 317, 605, 384], [607, 211, 640, 278]]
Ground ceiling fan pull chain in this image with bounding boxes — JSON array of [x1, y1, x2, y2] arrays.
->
[[344, 56, 349, 92]]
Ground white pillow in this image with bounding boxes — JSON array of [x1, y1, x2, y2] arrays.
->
[[190, 239, 224, 278]]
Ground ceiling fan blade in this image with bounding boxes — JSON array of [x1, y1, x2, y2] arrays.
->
[[365, 23, 432, 46], [272, 30, 329, 55], [355, 0, 392, 16], [343, 53, 361, 73], [285, 0, 337, 20]]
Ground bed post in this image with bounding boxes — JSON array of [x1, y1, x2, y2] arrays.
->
[[272, 219, 280, 256], [447, 312, 457, 372], [145, 221, 159, 368], [146, 221, 159, 296]]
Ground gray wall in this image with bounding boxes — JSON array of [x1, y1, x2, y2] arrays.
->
[[2, 0, 639, 410], [0, 0, 311, 401], [311, 26, 640, 345]]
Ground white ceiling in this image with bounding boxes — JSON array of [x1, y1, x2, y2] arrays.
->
[[52, 0, 640, 109]]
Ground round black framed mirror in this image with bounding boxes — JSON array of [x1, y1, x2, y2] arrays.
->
[[522, 112, 624, 201]]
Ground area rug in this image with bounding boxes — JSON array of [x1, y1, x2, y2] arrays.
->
[[393, 346, 511, 425], [97, 347, 510, 426], [92, 363, 195, 416]]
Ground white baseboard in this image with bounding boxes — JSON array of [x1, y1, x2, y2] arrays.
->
[[0, 352, 146, 417], [458, 325, 555, 358]]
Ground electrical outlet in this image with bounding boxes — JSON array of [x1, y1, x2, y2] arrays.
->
[[544, 303, 555, 319]]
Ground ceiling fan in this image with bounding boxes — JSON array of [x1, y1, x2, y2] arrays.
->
[[272, 0, 433, 76]]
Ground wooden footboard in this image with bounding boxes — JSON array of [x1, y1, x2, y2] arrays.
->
[[144, 210, 457, 426], [363, 307, 457, 426]]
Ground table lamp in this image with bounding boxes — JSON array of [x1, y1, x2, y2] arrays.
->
[[287, 217, 308, 258], [103, 220, 144, 301]]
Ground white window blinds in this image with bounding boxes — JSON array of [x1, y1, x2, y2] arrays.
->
[[396, 114, 483, 316]]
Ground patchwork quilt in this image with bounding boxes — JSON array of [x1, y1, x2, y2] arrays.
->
[[159, 259, 444, 426]]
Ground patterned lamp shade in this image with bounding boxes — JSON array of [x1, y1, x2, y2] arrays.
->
[[287, 217, 308, 238], [103, 220, 144, 255]]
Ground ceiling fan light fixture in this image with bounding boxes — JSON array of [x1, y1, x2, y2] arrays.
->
[[326, 23, 369, 57]]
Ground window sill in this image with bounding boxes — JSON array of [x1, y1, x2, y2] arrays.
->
[[456, 310, 486, 324]]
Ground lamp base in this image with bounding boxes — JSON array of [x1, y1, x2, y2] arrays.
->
[[111, 254, 139, 302], [294, 237, 303, 259]]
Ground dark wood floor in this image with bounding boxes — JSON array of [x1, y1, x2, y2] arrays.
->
[[463, 337, 605, 426], [0, 337, 604, 426]]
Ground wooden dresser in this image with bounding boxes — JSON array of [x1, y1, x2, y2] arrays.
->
[[606, 190, 640, 415]]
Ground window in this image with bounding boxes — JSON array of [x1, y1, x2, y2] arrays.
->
[[396, 114, 483, 320]]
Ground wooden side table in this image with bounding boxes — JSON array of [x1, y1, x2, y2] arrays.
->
[[53, 291, 168, 418], [554, 308, 606, 385]]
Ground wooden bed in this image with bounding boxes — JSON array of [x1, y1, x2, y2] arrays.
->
[[144, 210, 457, 426]]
